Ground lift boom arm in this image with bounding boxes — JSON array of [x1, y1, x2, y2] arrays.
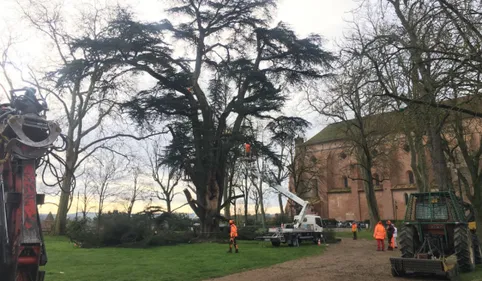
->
[[270, 185, 309, 229]]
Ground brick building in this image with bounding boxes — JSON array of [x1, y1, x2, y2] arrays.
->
[[286, 112, 473, 222]]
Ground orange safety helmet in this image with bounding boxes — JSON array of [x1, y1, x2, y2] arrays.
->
[[229, 220, 234, 225]]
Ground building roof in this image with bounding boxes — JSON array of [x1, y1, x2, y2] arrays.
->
[[45, 212, 55, 222], [302, 122, 347, 146], [302, 110, 401, 146], [301, 95, 482, 147]]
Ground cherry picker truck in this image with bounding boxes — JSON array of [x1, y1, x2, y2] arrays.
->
[[0, 87, 61, 281], [242, 143, 324, 247], [256, 183, 324, 247]]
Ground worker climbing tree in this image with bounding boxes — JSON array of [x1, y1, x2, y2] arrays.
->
[[244, 143, 252, 160], [227, 220, 239, 253]]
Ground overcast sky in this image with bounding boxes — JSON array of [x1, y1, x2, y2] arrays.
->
[[0, 0, 359, 216]]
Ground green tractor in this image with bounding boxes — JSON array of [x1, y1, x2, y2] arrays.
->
[[390, 191, 482, 280]]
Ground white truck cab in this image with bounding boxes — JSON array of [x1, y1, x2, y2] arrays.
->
[[293, 214, 324, 233]]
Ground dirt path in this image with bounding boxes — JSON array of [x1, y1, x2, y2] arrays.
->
[[206, 238, 440, 281]]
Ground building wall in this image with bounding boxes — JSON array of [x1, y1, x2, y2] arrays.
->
[[290, 135, 421, 221], [288, 117, 482, 221]]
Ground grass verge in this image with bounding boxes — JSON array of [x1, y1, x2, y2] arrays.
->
[[42, 236, 324, 281]]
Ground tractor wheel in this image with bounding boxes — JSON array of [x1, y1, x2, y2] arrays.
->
[[454, 226, 475, 272], [472, 232, 482, 265], [398, 225, 418, 258], [271, 241, 280, 247]]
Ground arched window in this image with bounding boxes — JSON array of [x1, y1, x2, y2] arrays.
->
[[373, 174, 380, 187], [408, 171, 415, 185], [343, 176, 349, 188]]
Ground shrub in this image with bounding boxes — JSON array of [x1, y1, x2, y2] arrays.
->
[[66, 211, 195, 248], [255, 228, 267, 236], [146, 231, 195, 247], [323, 229, 337, 243], [66, 218, 101, 248], [100, 213, 150, 246], [237, 226, 259, 240], [154, 213, 193, 231]]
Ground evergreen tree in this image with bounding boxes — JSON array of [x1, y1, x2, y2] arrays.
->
[[70, 0, 334, 235]]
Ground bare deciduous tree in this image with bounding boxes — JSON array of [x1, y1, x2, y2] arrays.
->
[[91, 151, 128, 230], [18, 1, 160, 234], [80, 174, 95, 220], [146, 139, 182, 213], [307, 48, 398, 227], [119, 165, 148, 218]]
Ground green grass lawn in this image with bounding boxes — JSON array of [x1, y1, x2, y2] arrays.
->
[[461, 266, 482, 281], [42, 236, 324, 281]]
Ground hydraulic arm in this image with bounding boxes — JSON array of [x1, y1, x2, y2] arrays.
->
[[270, 185, 309, 229], [0, 87, 60, 281]]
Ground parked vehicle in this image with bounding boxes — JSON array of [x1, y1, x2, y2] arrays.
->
[[255, 184, 323, 247]]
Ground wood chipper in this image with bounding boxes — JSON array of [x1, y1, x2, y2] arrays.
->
[[390, 191, 481, 280], [0, 88, 61, 281]]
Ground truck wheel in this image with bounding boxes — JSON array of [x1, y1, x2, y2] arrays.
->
[[472, 232, 482, 265], [271, 241, 280, 247], [399, 225, 418, 258], [454, 226, 475, 272]]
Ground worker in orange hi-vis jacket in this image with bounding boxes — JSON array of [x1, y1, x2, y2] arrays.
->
[[227, 220, 239, 253], [351, 222, 358, 240], [373, 221, 386, 251]]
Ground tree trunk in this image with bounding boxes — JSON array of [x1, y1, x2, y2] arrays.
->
[[244, 171, 248, 225], [427, 125, 452, 191], [53, 169, 74, 235], [97, 210, 102, 233], [473, 199, 482, 243], [357, 144, 380, 230], [407, 130, 430, 192], [244, 198, 248, 226], [278, 193, 284, 220], [54, 189, 70, 235], [184, 172, 223, 238], [223, 168, 231, 218], [53, 146, 77, 235], [414, 134, 430, 192], [259, 179, 266, 229], [127, 199, 135, 218], [363, 171, 381, 230], [166, 199, 172, 213]]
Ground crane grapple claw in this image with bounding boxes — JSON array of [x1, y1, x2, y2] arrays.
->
[[0, 87, 61, 281]]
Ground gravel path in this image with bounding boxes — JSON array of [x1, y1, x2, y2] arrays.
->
[[205, 238, 440, 281]]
